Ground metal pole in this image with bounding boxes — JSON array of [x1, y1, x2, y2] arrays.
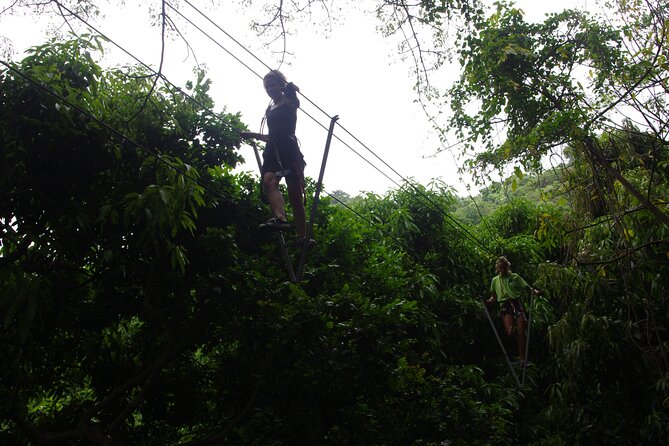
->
[[250, 141, 266, 204], [522, 290, 535, 386], [481, 299, 522, 387], [278, 233, 297, 282], [250, 141, 263, 173], [296, 115, 339, 280]]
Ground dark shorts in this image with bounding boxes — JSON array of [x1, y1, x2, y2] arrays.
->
[[500, 299, 525, 321], [262, 136, 305, 180]]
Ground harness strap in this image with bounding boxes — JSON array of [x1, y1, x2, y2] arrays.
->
[[274, 168, 292, 178], [268, 139, 285, 171]]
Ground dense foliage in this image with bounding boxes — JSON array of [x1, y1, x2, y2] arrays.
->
[[0, 38, 514, 445], [2, 1, 669, 444]]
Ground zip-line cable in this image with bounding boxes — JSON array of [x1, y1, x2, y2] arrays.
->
[[164, 1, 264, 84], [414, 95, 505, 254], [396, 4, 501, 253]]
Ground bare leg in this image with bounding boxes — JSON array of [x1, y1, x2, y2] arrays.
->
[[502, 314, 519, 359], [286, 176, 306, 238], [502, 314, 514, 337], [263, 172, 286, 221]]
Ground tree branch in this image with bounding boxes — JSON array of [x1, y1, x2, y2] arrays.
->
[[128, 0, 166, 123], [575, 239, 669, 266], [174, 380, 261, 446]]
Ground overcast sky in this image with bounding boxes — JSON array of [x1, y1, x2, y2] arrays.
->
[[1, 0, 593, 197]]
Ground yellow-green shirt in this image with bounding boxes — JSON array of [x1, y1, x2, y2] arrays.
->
[[489, 273, 529, 303]]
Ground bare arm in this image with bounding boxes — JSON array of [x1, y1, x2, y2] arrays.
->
[[240, 132, 269, 142]]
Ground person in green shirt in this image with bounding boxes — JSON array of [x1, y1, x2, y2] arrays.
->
[[485, 256, 540, 363]]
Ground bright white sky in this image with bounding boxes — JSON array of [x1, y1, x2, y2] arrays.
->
[[0, 0, 593, 197]]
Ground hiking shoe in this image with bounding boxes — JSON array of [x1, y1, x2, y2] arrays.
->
[[286, 236, 317, 248], [258, 217, 291, 231]]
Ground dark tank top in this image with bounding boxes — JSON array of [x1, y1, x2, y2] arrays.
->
[[266, 102, 297, 139]]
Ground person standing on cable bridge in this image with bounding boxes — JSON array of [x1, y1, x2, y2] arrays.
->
[[241, 70, 312, 246], [485, 256, 540, 364]]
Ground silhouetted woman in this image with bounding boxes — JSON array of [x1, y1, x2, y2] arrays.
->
[[241, 70, 311, 245]]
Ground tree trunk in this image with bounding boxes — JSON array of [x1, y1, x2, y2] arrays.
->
[[585, 136, 669, 229]]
